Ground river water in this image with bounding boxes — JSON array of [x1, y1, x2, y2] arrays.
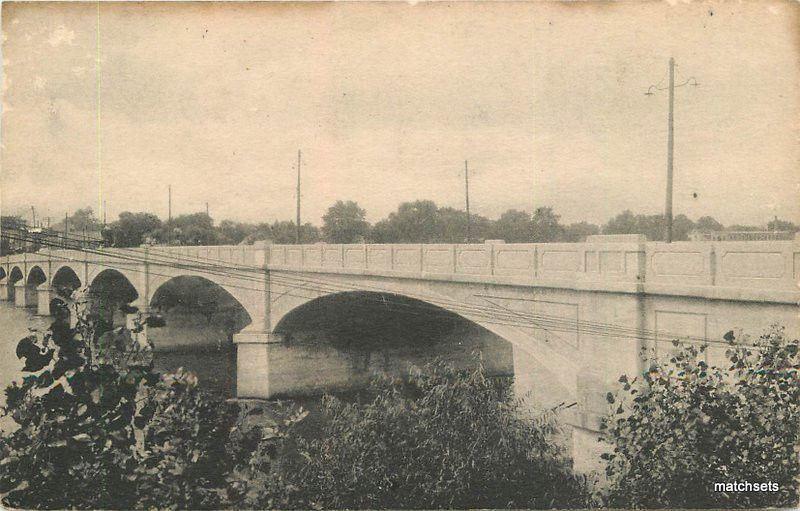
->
[[0, 302, 51, 430]]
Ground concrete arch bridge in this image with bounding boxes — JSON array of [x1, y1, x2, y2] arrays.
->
[[2, 235, 798, 471]]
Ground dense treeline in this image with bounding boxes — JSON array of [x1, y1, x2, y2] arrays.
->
[[4, 202, 799, 252]]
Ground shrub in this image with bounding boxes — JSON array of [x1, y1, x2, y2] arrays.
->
[[0, 300, 293, 510], [265, 361, 588, 509], [600, 327, 800, 508], [1, 299, 587, 509]]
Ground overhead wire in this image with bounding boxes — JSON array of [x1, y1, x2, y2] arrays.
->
[[2, 230, 749, 348], [1, 230, 740, 346]]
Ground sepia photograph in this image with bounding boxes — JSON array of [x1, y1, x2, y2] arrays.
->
[[0, 1, 798, 509]]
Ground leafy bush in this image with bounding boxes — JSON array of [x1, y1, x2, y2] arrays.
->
[[600, 328, 800, 508], [1, 300, 587, 509], [0, 300, 293, 510], [264, 362, 588, 509]]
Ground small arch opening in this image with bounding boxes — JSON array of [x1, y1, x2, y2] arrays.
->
[[52, 266, 82, 299], [87, 269, 139, 333], [149, 275, 252, 397]]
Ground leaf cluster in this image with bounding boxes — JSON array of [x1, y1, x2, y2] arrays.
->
[[600, 328, 800, 508]]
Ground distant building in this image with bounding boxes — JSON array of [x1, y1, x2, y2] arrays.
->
[[689, 230, 794, 241]]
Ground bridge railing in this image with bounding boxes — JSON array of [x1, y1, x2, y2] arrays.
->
[[266, 237, 648, 289], [4, 238, 798, 303], [266, 236, 800, 303]]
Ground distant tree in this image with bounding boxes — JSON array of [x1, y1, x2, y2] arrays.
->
[[436, 207, 492, 243], [695, 216, 724, 232], [321, 201, 370, 243], [217, 220, 258, 245], [603, 211, 693, 241], [382, 200, 441, 243], [492, 209, 533, 242], [603, 210, 638, 236], [1, 216, 27, 255], [531, 207, 564, 242], [672, 214, 695, 241], [152, 213, 217, 246], [369, 219, 398, 243], [105, 212, 162, 247], [269, 221, 320, 244], [561, 221, 600, 242], [436, 207, 468, 243], [767, 217, 798, 233], [52, 207, 102, 235]]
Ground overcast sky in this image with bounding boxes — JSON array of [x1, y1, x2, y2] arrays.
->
[[2, 1, 798, 227]]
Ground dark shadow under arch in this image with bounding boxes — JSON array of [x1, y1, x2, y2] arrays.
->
[[27, 266, 47, 287], [52, 266, 82, 298], [274, 291, 514, 380], [88, 269, 140, 331], [9, 266, 23, 284], [149, 275, 252, 336], [148, 275, 253, 398]]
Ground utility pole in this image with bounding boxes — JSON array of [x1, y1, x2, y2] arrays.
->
[[664, 57, 675, 243], [31, 206, 36, 228], [464, 160, 471, 243], [64, 212, 69, 248], [168, 185, 172, 245], [646, 58, 698, 244], [296, 149, 301, 244]]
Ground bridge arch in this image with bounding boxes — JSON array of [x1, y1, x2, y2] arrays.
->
[[6, 266, 24, 302], [49, 266, 83, 319], [27, 265, 47, 286], [88, 269, 140, 331], [22, 265, 48, 309], [267, 283, 580, 407], [148, 275, 253, 396], [9, 266, 23, 283], [51, 265, 82, 299], [271, 290, 515, 391]]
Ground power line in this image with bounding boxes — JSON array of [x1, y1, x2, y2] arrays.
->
[[0, 229, 716, 344], [1, 230, 757, 349]]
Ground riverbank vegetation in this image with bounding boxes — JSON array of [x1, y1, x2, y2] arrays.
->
[[600, 329, 800, 509], [1, 303, 797, 509], [0, 303, 587, 509]]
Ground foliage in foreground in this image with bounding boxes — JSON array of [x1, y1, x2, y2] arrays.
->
[[1, 304, 587, 509], [0, 304, 248, 509], [262, 363, 589, 510], [600, 328, 800, 509]]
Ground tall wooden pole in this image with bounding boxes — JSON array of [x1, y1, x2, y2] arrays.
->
[[664, 57, 675, 243], [168, 184, 172, 244], [464, 160, 471, 243], [296, 149, 302, 244]]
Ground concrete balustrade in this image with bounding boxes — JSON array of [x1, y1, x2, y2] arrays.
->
[[266, 237, 799, 304]]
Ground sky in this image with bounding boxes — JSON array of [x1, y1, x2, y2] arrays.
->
[[2, 1, 799, 227]]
